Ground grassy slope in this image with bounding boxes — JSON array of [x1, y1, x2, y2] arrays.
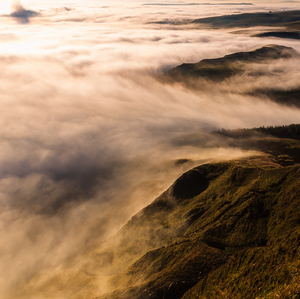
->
[[94, 132, 300, 299]]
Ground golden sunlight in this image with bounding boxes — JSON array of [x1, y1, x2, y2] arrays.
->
[[0, 1, 12, 14]]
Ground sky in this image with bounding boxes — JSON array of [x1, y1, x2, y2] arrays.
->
[[0, 0, 299, 298], [1, 0, 300, 14]]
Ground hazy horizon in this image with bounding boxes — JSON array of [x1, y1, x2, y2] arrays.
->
[[1, 0, 300, 13]]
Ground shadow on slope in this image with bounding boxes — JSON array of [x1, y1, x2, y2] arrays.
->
[[94, 129, 300, 299]]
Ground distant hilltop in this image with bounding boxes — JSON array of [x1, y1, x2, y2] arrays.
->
[[192, 10, 300, 28], [165, 45, 299, 81], [143, 2, 253, 6], [149, 10, 300, 28], [164, 45, 300, 108]]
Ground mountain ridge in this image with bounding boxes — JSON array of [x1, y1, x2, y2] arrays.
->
[[192, 10, 300, 29], [165, 44, 298, 82], [164, 45, 300, 108], [95, 160, 300, 298], [92, 126, 300, 299]]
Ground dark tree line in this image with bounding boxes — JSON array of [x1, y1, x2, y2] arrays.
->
[[213, 124, 300, 141]]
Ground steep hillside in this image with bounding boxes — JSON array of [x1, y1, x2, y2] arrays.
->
[[94, 133, 300, 299]]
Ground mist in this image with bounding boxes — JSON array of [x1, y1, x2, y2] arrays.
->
[[0, 2, 300, 298]]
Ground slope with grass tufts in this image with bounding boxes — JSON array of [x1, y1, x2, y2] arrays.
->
[[94, 128, 300, 299]]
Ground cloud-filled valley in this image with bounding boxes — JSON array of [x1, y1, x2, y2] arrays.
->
[[0, 2, 300, 298]]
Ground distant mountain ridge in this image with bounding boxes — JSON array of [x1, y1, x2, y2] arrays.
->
[[150, 10, 300, 29], [164, 45, 300, 108], [165, 45, 298, 81], [192, 10, 300, 29], [143, 3, 253, 6], [255, 31, 300, 40]]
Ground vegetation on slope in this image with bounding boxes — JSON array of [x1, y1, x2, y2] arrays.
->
[[93, 129, 300, 299], [214, 124, 300, 141], [214, 124, 300, 166]]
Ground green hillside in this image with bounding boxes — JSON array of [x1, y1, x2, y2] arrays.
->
[[94, 128, 300, 299]]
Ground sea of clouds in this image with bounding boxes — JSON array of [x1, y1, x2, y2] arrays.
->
[[0, 1, 300, 298]]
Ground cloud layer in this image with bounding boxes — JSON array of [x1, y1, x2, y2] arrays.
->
[[0, 2, 300, 298]]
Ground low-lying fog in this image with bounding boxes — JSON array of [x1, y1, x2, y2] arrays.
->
[[0, 1, 300, 298]]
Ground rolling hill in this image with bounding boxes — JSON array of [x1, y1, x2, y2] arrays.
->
[[92, 125, 300, 299], [164, 45, 300, 108], [165, 44, 298, 81]]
